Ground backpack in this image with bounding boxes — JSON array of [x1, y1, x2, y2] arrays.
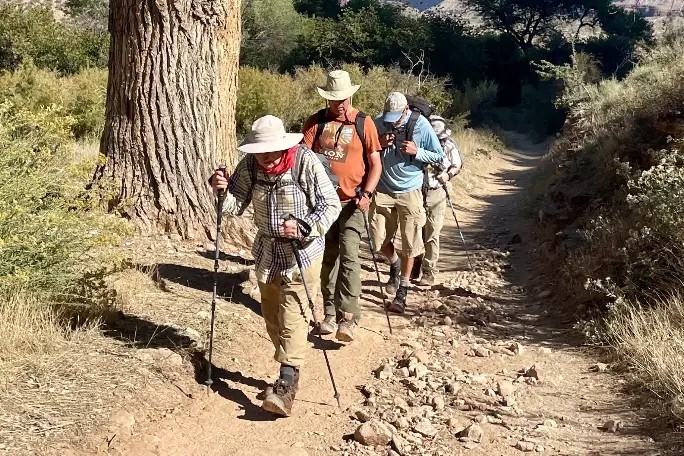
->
[[312, 108, 370, 187], [238, 146, 323, 215], [378, 95, 434, 162], [406, 95, 434, 119]]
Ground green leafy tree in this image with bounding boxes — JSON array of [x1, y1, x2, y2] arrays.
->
[[292, 0, 341, 18], [0, 5, 108, 74], [241, 0, 311, 69]]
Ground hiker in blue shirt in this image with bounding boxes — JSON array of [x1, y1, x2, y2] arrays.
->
[[369, 92, 444, 314]]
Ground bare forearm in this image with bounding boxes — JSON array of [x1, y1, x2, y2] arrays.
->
[[363, 152, 382, 193]]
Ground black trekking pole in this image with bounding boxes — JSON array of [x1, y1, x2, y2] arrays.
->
[[356, 189, 393, 335], [206, 165, 227, 391], [442, 183, 473, 269], [283, 215, 341, 408]]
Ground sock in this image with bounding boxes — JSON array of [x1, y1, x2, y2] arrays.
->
[[280, 365, 296, 385], [400, 276, 410, 287], [389, 252, 400, 269]]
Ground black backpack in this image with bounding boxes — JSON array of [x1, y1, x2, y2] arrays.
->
[[311, 108, 370, 187], [406, 95, 434, 119], [377, 95, 434, 161]]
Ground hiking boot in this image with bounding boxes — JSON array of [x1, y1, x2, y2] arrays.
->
[[256, 384, 273, 401], [419, 271, 435, 286], [317, 315, 337, 335], [262, 369, 300, 417], [386, 285, 407, 314], [385, 263, 401, 295], [335, 312, 357, 342]]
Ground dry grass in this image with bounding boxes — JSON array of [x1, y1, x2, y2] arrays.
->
[[606, 294, 684, 419], [0, 288, 144, 454], [451, 125, 504, 194], [0, 290, 68, 365]]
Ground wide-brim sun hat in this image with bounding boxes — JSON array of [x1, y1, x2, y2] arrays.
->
[[237, 115, 303, 154], [382, 92, 408, 123], [317, 70, 361, 101], [429, 114, 447, 135]]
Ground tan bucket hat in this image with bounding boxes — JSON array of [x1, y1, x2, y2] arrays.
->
[[317, 70, 361, 101], [237, 115, 303, 154]]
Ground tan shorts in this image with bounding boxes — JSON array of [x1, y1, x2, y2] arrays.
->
[[369, 189, 426, 258]]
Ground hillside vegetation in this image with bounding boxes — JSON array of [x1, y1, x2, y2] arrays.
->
[[536, 35, 684, 418]]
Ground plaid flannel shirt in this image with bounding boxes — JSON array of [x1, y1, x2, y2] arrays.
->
[[222, 145, 341, 283]]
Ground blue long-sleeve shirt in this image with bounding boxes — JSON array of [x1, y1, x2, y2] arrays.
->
[[374, 113, 444, 194]]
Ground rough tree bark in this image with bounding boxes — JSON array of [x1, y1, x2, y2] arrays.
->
[[94, 0, 241, 240]]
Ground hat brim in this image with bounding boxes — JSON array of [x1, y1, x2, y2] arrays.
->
[[237, 133, 304, 154], [382, 111, 403, 123], [316, 85, 360, 101]]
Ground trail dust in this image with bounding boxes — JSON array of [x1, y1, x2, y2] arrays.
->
[[48, 133, 665, 456]]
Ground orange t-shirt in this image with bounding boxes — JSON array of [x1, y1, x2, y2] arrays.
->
[[302, 108, 382, 201]]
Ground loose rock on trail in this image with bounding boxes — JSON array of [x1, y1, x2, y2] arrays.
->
[[49, 133, 663, 456]]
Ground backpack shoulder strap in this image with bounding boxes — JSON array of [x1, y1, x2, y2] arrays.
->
[[312, 109, 327, 152], [355, 111, 370, 187], [354, 111, 367, 154], [239, 154, 258, 215], [406, 110, 421, 142], [293, 146, 306, 187]]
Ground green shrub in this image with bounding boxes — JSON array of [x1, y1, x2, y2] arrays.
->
[[0, 63, 107, 139], [450, 80, 499, 117], [0, 101, 127, 296], [0, 5, 108, 74], [237, 63, 452, 139], [241, 0, 311, 70], [537, 37, 684, 307]]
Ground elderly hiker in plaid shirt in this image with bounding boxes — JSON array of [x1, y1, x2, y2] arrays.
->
[[210, 115, 341, 417]]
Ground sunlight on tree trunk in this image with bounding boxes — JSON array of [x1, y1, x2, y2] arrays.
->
[[94, 0, 241, 240]]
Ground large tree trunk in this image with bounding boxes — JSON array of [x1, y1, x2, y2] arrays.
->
[[94, 0, 241, 240]]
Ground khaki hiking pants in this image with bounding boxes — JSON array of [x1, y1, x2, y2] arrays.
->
[[422, 186, 447, 275], [321, 202, 365, 323], [369, 189, 426, 259], [258, 255, 322, 368]]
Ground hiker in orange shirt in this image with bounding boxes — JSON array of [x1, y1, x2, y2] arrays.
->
[[302, 70, 382, 342]]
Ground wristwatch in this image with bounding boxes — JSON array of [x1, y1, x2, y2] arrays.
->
[[361, 190, 374, 199]]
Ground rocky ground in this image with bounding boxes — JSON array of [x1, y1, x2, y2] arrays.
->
[[11, 132, 670, 456]]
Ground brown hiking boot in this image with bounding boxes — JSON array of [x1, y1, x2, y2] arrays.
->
[[335, 312, 357, 342], [419, 271, 435, 286], [261, 369, 299, 417], [317, 315, 336, 335], [256, 384, 272, 401]]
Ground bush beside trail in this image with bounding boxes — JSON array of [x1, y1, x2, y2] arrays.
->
[[535, 38, 684, 420]]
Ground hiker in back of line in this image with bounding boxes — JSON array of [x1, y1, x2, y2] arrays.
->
[[302, 70, 382, 342], [371, 92, 444, 314], [416, 114, 463, 286], [209, 115, 341, 417]]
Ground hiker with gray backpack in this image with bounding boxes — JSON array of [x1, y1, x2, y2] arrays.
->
[[209, 115, 341, 416], [371, 92, 444, 314], [301, 70, 383, 342]]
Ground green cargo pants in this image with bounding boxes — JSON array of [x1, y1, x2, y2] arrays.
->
[[320, 201, 365, 322]]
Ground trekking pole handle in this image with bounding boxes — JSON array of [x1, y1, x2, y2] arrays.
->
[[216, 165, 227, 197]]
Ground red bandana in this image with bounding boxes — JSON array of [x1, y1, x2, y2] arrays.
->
[[260, 145, 298, 175]]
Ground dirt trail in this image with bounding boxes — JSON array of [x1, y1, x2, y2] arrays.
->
[[51, 133, 664, 456]]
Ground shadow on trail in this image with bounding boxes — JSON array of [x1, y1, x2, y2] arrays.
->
[[189, 354, 279, 422], [101, 313, 197, 350], [425, 133, 673, 454], [155, 263, 262, 316], [197, 250, 255, 266]]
